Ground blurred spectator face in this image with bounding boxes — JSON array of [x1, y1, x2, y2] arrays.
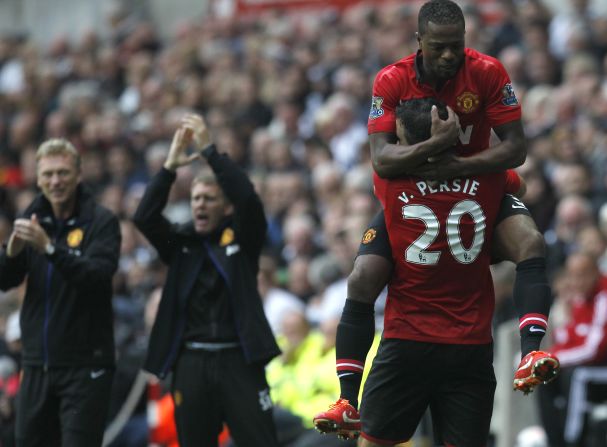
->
[[287, 257, 313, 299], [283, 214, 316, 258], [45, 110, 68, 138], [266, 139, 294, 171], [550, 127, 580, 164], [551, 163, 591, 197], [525, 50, 557, 85], [566, 252, 599, 298], [249, 129, 272, 168], [99, 183, 124, 216], [80, 150, 106, 186], [145, 142, 169, 175], [190, 179, 233, 235], [576, 226, 607, 261], [10, 111, 38, 149], [263, 172, 303, 216], [555, 195, 593, 242], [499, 46, 526, 85], [106, 145, 133, 182], [280, 310, 309, 350], [312, 162, 343, 205]]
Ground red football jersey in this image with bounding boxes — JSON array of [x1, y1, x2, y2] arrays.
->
[[375, 171, 521, 344], [367, 48, 521, 157]]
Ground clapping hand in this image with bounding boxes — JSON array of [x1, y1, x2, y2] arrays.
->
[[8, 214, 51, 255]]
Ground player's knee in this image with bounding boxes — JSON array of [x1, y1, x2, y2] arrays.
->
[[518, 229, 546, 261], [495, 215, 546, 263]]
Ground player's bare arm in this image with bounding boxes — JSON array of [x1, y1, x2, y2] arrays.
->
[[371, 105, 459, 179]]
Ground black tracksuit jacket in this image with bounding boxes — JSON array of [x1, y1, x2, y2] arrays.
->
[[134, 145, 280, 378], [0, 186, 120, 368]]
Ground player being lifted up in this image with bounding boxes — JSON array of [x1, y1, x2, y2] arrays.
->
[[314, 1, 559, 442]]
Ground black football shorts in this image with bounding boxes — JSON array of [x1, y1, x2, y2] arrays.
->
[[359, 338, 496, 446]]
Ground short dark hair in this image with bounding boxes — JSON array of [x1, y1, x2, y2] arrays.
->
[[418, 0, 465, 35], [396, 98, 448, 144]]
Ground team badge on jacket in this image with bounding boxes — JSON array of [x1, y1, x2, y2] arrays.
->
[[369, 96, 384, 119], [456, 91, 480, 113], [220, 228, 234, 247], [67, 228, 84, 247]]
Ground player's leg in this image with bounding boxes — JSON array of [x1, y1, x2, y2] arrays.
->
[[15, 366, 61, 447], [491, 195, 559, 393], [58, 366, 114, 447], [314, 211, 393, 437]]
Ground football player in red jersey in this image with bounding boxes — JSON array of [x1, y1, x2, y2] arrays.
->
[[314, 1, 558, 445]]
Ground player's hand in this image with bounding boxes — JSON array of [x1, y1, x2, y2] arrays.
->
[[164, 126, 199, 172], [181, 114, 212, 151], [429, 105, 459, 152], [12, 214, 51, 253], [413, 152, 465, 181]]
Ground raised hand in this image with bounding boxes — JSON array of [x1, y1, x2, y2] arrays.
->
[[163, 126, 200, 172], [181, 114, 212, 151]]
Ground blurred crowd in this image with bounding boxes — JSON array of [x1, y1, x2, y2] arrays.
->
[[0, 0, 606, 445]]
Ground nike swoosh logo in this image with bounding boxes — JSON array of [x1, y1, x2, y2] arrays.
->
[[90, 369, 106, 379], [342, 413, 360, 424], [529, 326, 546, 333], [516, 357, 533, 373]]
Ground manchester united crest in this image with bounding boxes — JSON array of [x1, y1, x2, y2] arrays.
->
[[456, 91, 480, 114], [361, 228, 377, 245], [220, 228, 235, 247], [67, 228, 84, 248]]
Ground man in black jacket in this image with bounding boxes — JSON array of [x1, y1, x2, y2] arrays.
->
[[133, 114, 280, 447], [0, 138, 120, 447]]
